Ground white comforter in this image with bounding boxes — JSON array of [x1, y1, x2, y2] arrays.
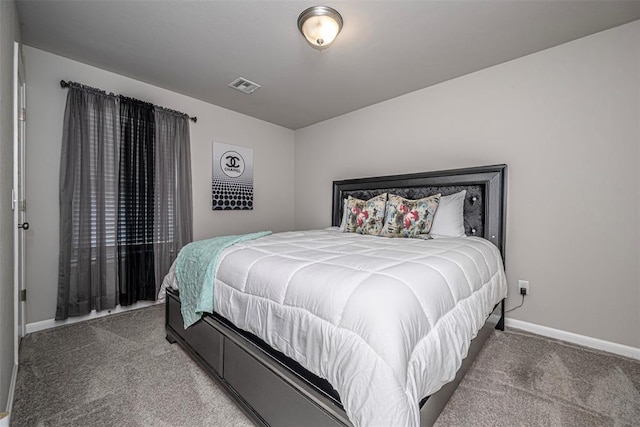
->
[[166, 229, 507, 426]]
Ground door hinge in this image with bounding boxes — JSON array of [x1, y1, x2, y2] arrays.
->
[[19, 108, 26, 122], [19, 289, 26, 302], [19, 199, 26, 212]]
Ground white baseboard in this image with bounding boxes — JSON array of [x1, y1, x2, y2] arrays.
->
[[505, 318, 640, 361], [0, 363, 18, 426], [26, 300, 162, 334]]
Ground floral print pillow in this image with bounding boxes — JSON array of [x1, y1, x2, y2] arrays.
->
[[345, 194, 387, 235], [380, 194, 441, 238]]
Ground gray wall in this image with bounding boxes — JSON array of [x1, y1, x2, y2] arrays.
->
[[23, 46, 295, 324], [0, 0, 20, 412], [294, 21, 640, 348]]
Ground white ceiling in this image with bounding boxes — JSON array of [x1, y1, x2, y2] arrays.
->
[[16, 1, 640, 130]]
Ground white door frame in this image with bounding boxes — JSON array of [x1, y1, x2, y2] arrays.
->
[[13, 41, 26, 364]]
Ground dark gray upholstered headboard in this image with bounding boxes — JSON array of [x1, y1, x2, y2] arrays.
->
[[332, 164, 507, 257]]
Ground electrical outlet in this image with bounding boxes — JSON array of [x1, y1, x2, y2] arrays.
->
[[518, 280, 529, 295]]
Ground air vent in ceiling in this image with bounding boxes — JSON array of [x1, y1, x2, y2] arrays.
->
[[228, 77, 261, 94]]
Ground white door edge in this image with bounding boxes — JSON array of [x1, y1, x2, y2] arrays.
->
[[13, 40, 26, 365]]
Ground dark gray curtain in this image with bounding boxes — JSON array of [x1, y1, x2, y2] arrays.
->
[[117, 97, 156, 305], [56, 85, 193, 319], [153, 108, 193, 294], [56, 84, 119, 320]]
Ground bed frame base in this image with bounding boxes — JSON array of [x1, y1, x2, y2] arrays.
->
[[166, 288, 504, 427]]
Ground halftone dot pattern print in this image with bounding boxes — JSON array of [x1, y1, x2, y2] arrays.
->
[[212, 178, 253, 210]]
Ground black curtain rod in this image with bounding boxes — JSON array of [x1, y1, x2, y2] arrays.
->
[[59, 80, 197, 123]]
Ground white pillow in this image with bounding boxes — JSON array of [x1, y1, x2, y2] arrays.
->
[[339, 199, 348, 231], [430, 190, 466, 238]]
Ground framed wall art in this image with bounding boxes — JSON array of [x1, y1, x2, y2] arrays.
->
[[212, 141, 254, 210]]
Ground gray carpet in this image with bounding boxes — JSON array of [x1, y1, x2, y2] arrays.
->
[[11, 306, 252, 427], [435, 329, 640, 427], [11, 306, 640, 426]]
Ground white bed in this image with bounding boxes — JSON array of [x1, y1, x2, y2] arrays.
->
[[163, 228, 507, 426]]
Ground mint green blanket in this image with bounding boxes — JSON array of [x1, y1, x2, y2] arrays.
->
[[176, 231, 272, 328]]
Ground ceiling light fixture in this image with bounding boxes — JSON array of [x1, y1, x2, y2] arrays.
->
[[297, 6, 343, 51]]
